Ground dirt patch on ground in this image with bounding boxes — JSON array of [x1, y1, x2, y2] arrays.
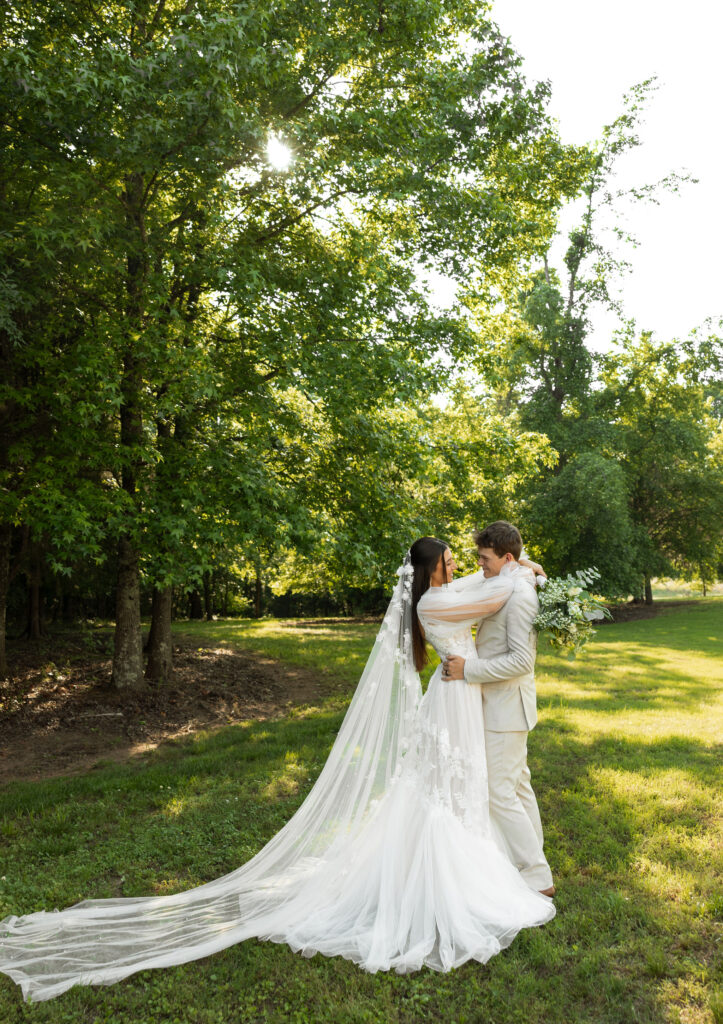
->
[[0, 633, 339, 786]]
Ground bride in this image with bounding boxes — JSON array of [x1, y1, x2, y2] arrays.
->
[[0, 537, 555, 1002]]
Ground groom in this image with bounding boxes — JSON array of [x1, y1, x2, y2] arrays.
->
[[442, 521, 555, 897]]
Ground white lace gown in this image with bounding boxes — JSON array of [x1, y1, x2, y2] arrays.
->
[[266, 572, 555, 972], [0, 566, 554, 1001]]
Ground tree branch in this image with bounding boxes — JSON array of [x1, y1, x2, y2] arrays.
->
[[147, 0, 168, 41], [252, 188, 351, 245]]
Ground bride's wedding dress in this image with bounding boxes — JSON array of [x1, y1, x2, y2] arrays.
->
[[0, 560, 554, 1002]]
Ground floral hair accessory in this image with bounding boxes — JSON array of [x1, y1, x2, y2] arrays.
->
[[395, 550, 413, 579]]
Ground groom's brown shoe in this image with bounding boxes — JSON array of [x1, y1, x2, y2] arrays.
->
[[539, 885, 556, 898]]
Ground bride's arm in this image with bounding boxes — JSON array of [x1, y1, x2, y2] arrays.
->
[[462, 584, 538, 683], [418, 573, 514, 624]]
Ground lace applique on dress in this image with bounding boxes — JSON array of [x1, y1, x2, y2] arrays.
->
[[377, 612, 491, 837], [423, 623, 476, 661], [395, 711, 490, 836]]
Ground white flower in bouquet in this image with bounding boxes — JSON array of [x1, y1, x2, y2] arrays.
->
[[534, 568, 611, 657]]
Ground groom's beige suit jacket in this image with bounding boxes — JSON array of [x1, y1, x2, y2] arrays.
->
[[463, 574, 539, 732]]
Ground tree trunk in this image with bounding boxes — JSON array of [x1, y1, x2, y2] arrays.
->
[[189, 589, 203, 619], [27, 541, 43, 640], [111, 349, 145, 688], [52, 575, 63, 623], [111, 535, 145, 689], [111, 174, 147, 690], [203, 570, 212, 621], [644, 574, 653, 606], [0, 523, 11, 677], [145, 585, 173, 682]]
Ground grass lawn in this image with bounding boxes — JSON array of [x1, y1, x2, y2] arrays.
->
[[651, 580, 723, 601], [1, 601, 721, 1023]]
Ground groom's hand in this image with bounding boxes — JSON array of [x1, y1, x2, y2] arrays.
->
[[442, 656, 465, 681]]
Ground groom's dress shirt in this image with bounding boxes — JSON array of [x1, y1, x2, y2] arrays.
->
[[463, 574, 539, 731]]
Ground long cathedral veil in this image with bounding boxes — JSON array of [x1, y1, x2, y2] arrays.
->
[[0, 555, 421, 1002]]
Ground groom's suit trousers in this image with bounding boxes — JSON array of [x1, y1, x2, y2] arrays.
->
[[483, 729, 552, 890], [464, 575, 553, 891]]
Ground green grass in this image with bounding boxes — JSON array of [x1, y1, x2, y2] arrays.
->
[[1, 601, 721, 1023], [652, 579, 723, 601], [174, 615, 403, 687]]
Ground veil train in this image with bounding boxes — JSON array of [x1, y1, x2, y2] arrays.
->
[[0, 556, 421, 1002]]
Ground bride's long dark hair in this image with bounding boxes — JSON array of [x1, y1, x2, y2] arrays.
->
[[410, 536, 449, 671]]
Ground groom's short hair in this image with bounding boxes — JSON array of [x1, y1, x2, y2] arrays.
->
[[474, 521, 523, 560]]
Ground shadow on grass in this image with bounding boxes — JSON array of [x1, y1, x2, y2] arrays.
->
[[531, 718, 720, 845], [538, 648, 721, 714], [597, 599, 722, 656], [513, 721, 721, 1021], [2, 687, 718, 880]]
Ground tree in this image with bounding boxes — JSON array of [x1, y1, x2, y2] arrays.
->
[[2, 0, 578, 681], [471, 79, 689, 445], [265, 382, 555, 597], [520, 452, 642, 598], [461, 80, 705, 596], [597, 330, 723, 601]]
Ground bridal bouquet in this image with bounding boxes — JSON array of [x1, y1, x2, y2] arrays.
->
[[534, 567, 611, 657]]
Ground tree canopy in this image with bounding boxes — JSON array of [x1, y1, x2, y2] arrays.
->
[[1, 6, 719, 682]]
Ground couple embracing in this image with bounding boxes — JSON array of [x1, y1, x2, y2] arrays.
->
[[437, 521, 554, 897], [1, 521, 556, 1003]]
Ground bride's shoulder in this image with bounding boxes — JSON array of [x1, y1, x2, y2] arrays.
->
[[416, 586, 448, 611]]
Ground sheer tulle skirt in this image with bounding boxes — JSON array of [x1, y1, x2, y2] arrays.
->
[[263, 666, 555, 972]]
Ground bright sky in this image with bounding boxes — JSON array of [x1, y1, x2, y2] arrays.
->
[[440, 0, 722, 349]]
